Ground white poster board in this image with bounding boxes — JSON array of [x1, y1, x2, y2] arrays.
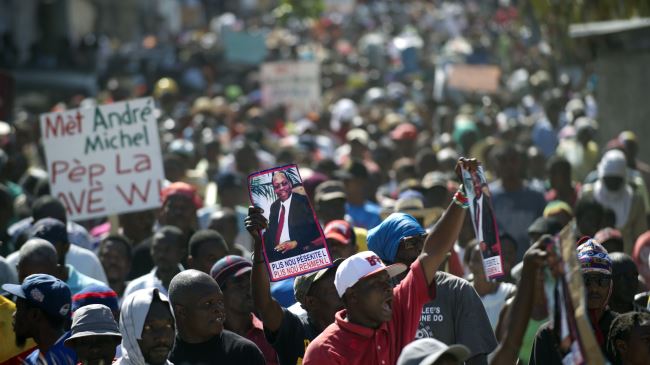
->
[[40, 97, 165, 221], [260, 61, 321, 121]]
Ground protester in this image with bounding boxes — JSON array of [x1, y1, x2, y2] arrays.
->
[[64, 304, 122, 365], [123, 226, 185, 298], [247, 204, 344, 364], [609, 252, 643, 313], [207, 208, 250, 256], [488, 144, 546, 261], [338, 161, 382, 230], [464, 241, 516, 330], [632, 231, 650, 289], [2, 274, 76, 365], [71, 284, 120, 320], [115, 288, 175, 365], [7, 216, 108, 284], [0, 294, 36, 364], [167, 269, 265, 364], [314, 180, 349, 225], [210, 255, 279, 364], [607, 311, 650, 365], [300, 158, 473, 364], [187, 229, 229, 274], [323, 220, 358, 260], [98, 234, 133, 300], [130, 183, 199, 279], [367, 212, 496, 364], [581, 150, 648, 253], [530, 238, 618, 364]]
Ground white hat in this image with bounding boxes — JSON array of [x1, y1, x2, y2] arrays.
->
[[397, 338, 470, 365], [334, 251, 407, 298]]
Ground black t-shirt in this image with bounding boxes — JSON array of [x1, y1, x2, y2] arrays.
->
[[265, 307, 319, 365], [170, 330, 265, 365]]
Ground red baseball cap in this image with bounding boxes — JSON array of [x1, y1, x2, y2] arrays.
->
[[324, 220, 354, 245]]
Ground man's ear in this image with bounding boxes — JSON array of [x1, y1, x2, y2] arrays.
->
[[187, 255, 195, 268], [615, 339, 628, 357]]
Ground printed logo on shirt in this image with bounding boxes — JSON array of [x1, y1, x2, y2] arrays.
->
[[416, 306, 444, 339]]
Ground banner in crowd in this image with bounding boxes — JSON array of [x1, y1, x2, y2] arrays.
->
[[39, 97, 165, 221], [223, 29, 268, 65], [248, 164, 332, 281], [461, 166, 504, 278], [260, 61, 321, 121], [448, 64, 501, 93], [543, 224, 606, 365]]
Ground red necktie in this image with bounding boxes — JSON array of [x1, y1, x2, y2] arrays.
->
[[276, 204, 285, 244]]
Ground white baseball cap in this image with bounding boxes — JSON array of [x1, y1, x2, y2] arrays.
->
[[397, 338, 470, 365], [334, 251, 407, 298]]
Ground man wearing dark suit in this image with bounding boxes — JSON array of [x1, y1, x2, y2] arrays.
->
[[263, 171, 323, 262]]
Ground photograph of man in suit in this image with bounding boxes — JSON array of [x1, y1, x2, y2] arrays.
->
[[262, 170, 324, 262], [471, 172, 500, 259]]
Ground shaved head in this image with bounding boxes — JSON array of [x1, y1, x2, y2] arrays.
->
[[168, 269, 222, 306], [168, 269, 226, 342], [17, 238, 58, 281]]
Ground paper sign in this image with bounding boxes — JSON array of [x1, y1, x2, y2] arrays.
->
[[324, 0, 356, 14], [248, 164, 331, 281], [223, 29, 268, 65], [260, 61, 321, 121], [461, 166, 504, 278], [40, 97, 165, 221], [448, 65, 501, 93]]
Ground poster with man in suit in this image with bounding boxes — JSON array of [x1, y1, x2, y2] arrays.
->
[[461, 165, 504, 278], [248, 164, 331, 281]]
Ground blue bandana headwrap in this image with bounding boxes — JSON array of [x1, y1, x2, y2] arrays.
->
[[577, 238, 612, 275], [367, 213, 426, 263]]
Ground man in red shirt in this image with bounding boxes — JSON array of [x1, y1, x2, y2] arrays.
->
[[302, 158, 474, 365]]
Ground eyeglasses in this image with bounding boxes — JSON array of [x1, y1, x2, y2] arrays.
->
[[583, 274, 612, 287], [399, 233, 427, 251]]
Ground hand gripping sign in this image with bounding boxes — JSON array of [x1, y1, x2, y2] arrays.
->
[[248, 164, 332, 281], [460, 166, 504, 279]]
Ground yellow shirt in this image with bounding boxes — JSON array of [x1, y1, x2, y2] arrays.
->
[[0, 295, 36, 362]]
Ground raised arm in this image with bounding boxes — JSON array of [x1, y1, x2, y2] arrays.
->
[[490, 236, 550, 365], [418, 158, 474, 284], [245, 206, 285, 332]]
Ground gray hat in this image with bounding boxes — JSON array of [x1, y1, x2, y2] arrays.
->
[[397, 338, 470, 365], [64, 304, 121, 345]]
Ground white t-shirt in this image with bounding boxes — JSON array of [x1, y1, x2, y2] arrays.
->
[[480, 282, 517, 330]]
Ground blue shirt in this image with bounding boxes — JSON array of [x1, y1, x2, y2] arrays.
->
[[346, 202, 382, 230], [271, 277, 296, 308], [25, 331, 77, 365], [66, 264, 105, 296]]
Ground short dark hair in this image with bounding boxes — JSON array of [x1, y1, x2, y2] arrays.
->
[[100, 234, 133, 260], [607, 312, 650, 365], [547, 155, 571, 175], [188, 229, 228, 257], [575, 198, 604, 220], [154, 226, 185, 249], [32, 196, 67, 224]]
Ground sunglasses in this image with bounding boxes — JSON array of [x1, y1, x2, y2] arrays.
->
[[399, 233, 427, 250], [583, 274, 612, 287]]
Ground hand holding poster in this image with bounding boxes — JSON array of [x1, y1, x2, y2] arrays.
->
[[460, 165, 504, 278], [248, 164, 332, 281], [40, 97, 165, 221]]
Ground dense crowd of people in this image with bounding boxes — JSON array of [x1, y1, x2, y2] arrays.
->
[[1, 1, 650, 365]]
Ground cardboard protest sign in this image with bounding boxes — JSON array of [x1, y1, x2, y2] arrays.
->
[[461, 166, 504, 278], [260, 61, 321, 121], [223, 29, 268, 65], [40, 97, 164, 221], [448, 65, 501, 93], [248, 164, 331, 281]]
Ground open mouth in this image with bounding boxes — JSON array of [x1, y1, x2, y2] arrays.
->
[[382, 297, 393, 314]]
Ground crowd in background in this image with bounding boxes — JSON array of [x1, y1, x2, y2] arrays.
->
[[1, 1, 650, 365]]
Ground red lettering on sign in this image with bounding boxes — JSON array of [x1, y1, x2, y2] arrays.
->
[[116, 179, 152, 206]]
